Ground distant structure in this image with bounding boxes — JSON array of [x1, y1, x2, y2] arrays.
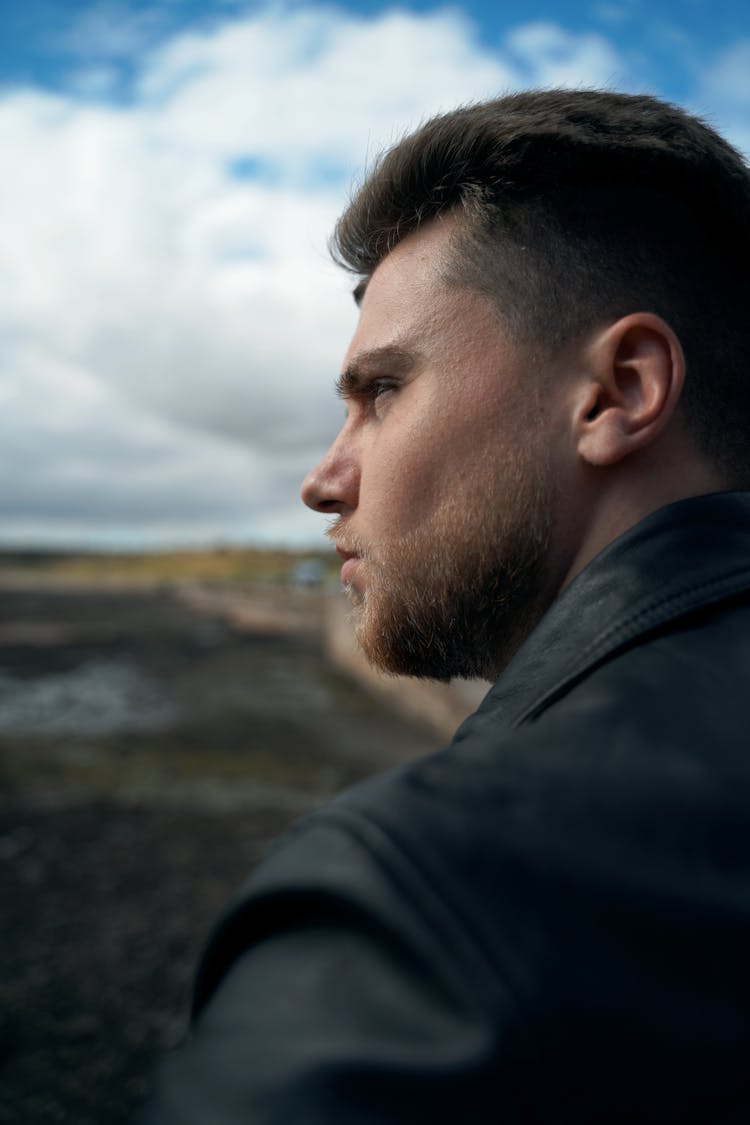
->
[[290, 558, 324, 587]]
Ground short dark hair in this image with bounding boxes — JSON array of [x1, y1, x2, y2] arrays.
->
[[331, 90, 750, 479]]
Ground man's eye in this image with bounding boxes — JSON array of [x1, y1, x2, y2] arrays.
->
[[370, 378, 397, 400]]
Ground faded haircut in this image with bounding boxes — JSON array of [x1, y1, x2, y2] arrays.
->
[[331, 90, 750, 480]]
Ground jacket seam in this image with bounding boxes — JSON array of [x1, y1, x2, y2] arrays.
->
[[320, 802, 530, 1020], [513, 567, 750, 727]]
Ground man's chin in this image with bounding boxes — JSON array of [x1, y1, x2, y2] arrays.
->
[[351, 594, 456, 681], [346, 563, 551, 683], [343, 577, 366, 609]]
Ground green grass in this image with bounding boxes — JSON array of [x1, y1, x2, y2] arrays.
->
[[0, 547, 339, 587]]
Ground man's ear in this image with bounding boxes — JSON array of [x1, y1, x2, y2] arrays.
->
[[575, 313, 686, 467]]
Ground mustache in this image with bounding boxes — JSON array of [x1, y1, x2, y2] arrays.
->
[[325, 518, 367, 559]]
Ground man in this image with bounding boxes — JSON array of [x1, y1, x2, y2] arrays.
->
[[146, 91, 750, 1122]]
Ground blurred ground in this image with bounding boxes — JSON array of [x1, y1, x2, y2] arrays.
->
[[0, 585, 440, 1124]]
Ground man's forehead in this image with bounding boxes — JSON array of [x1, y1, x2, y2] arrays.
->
[[350, 215, 462, 308]]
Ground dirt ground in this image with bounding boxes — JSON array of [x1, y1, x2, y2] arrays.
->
[[0, 586, 439, 1124]]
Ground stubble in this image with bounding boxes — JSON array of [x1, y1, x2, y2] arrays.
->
[[329, 442, 555, 682]]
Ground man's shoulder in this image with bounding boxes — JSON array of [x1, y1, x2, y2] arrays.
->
[[224, 595, 750, 982], [209, 578, 750, 920], [190, 648, 693, 1017]]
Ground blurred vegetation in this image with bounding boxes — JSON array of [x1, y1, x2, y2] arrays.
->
[[0, 547, 338, 587]]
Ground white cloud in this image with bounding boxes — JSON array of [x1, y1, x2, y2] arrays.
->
[[503, 22, 629, 88], [0, 342, 287, 546], [694, 39, 750, 159], [702, 40, 750, 107], [53, 0, 171, 60], [137, 7, 518, 171], [0, 4, 653, 546]]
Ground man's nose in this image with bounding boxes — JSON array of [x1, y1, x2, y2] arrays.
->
[[300, 431, 360, 515]]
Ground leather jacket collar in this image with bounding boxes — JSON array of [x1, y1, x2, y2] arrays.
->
[[456, 491, 750, 739]]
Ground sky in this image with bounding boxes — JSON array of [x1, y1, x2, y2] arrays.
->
[[1, 0, 749, 550]]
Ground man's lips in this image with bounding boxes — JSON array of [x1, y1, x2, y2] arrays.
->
[[335, 547, 361, 586]]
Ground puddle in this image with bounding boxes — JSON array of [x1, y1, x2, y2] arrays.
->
[[0, 658, 179, 737]]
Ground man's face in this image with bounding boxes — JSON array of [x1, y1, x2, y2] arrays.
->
[[301, 217, 569, 681]]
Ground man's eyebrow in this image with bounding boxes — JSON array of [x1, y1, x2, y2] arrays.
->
[[335, 346, 415, 398]]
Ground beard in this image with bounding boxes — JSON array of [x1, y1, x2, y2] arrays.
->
[[328, 447, 555, 683]]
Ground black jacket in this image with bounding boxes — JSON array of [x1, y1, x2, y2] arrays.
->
[[146, 492, 750, 1123]]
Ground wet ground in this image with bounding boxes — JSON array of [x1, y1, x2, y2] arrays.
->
[[0, 586, 439, 1123]]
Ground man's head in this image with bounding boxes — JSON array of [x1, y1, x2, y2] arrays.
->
[[302, 90, 750, 681]]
